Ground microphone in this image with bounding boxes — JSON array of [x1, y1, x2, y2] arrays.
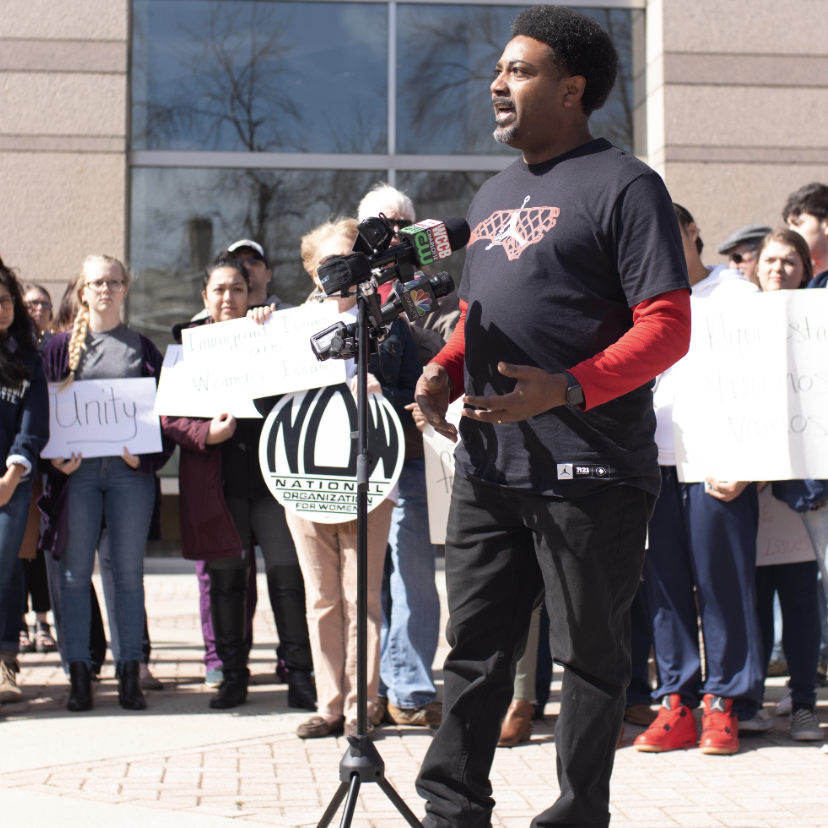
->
[[379, 271, 456, 324], [369, 217, 471, 270], [317, 216, 469, 297]]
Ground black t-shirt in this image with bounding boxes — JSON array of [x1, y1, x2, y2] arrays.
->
[[456, 138, 689, 498]]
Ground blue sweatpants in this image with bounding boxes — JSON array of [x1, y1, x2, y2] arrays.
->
[[643, 466, 764, 719]]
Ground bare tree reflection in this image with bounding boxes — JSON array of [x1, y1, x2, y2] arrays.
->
[[397, 7, 636, 155], [135, 1, 301, 151]]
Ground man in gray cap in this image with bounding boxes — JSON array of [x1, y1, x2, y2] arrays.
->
[[718, 224, 772, 288]]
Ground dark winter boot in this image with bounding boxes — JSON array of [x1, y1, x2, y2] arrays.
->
[[118, 660, 147, 710], [267, 565, 316, 711], [208, 566, 250, 710], [67, 661, 93, 712]]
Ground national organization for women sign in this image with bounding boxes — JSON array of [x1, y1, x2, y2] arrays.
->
[[258, 384, 404, 524]]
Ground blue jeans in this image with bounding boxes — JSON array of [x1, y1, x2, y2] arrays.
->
[[644, 467, 764, 720], [0, 479, 32, 653], [59, 457, 155, 666], [379, 459, 439, 708]]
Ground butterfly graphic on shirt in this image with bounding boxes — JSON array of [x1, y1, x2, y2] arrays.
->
[[468, 196, 561, 261]]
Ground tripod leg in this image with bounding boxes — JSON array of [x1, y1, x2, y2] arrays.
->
[[316, 781, 349, 828], [377, 778, 423, 828], [338, 774, 361, 828]]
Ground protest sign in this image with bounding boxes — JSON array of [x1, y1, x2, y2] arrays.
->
[[258, 384, 404, 524], [41, 378, 162, 459], [154, 306, 346, 418], [154, 345, 262, 419], [756, 485, 816, 566], [673, 290, 828, 482], [422, 399, 464, 544]]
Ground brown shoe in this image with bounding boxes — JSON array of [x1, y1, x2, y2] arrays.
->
[[498, 700, 533, 747], [387, 700, 442, 728], [371, 696, 388, 726], [624, 703, 658, 727], [344, 718, 375, 737], [296, 715, 345, 739], [0, 653, 22, 704]]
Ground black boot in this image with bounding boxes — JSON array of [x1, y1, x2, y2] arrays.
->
[[118, 660, 147, 710], [208, 566, 249, 710], [67, 662, 93, 712], [267, 565, 316, 711]]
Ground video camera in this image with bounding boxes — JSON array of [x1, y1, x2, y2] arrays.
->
[[310, 213, 470, 362]]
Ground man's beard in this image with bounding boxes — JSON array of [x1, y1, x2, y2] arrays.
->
[[493, 123, 518, 144]]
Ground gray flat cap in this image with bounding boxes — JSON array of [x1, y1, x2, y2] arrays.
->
[[718, 224, 773, 255]]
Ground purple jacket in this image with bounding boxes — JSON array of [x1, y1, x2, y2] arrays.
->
[[38, 330, 174, 560]]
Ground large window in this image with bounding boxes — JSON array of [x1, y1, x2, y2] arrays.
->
[[129, 0, 645, 347]]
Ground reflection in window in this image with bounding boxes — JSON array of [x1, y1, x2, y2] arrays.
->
[[396, 5, 640, 155], [129, 167, 383, 348], [131, 0, 387, 153]]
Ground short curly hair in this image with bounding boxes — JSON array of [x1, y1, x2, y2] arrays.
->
[[511, 6, 618, 116]]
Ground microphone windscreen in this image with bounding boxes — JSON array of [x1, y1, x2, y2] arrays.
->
[[442, 217, 471, 251], [429, 271, 456, 298]]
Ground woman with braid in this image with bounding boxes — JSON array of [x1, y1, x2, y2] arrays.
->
[[41, 255, 171, 712]]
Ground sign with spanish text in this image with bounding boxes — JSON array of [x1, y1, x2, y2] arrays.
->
[[673, 291, 828, 482], [258, 384, 404, 524], [756, 485, 816, 566], [41, 378, 162, 459]]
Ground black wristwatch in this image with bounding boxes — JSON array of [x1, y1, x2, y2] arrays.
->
[[564, 372, 585, 407]]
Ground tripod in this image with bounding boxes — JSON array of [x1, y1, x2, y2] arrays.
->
[[315, 292, 423, 828]]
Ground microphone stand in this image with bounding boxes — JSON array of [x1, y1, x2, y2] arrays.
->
[[315, 291, 423, 828]]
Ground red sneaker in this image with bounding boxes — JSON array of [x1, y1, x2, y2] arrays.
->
[[699, 694, 739, 755], [633, 694, 698, 752]]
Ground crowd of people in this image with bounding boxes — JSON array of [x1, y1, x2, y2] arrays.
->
[[0, 176, 826, 745]]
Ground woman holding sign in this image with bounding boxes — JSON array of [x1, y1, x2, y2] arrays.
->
[[162, 254, 316, 712], [262, 218, 420, 739], [753, 229, 824, 741], [0, 258, 49, 704], [42, 255, 171, 713]]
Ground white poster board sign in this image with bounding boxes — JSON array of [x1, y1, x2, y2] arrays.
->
[[259, 384, 404, 524], [422, 399, 464, 544], [673, 291, 828, 482], [154, 306, 346, 418], [41, 378, 163, 459], [756, 485, 816, 566]]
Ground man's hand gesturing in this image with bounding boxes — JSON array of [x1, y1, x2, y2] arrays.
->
[[408, 363, 457, 442], [463, 363, 568, 425]]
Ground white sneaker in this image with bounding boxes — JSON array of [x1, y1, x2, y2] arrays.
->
[[790, 708, 823, 741], [205, 667, 224, 688], [776, 688, 793, 717], [738, 708, 773, 732]]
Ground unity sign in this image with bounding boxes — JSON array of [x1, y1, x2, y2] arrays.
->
[[258, 383, 405, 524], [41, 378, 163, 459]]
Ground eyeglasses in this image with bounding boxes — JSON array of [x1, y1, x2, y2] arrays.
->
[[0, 296, 14, 310], [729, 251, 755, 264], [239, 255, 264, 267], [26, 300, 51, 310], [85, 279, 125, 293]]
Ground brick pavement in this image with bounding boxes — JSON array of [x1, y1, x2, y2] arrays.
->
[[2, 563, 827, 828]]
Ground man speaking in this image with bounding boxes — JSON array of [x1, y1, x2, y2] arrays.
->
[[414, 7, 691, 828]]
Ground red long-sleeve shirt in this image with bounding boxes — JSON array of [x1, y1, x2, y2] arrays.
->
[[431, 288, 691, 411]]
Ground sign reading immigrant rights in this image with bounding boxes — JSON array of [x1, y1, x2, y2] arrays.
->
[[258, 384, 404, 524], [41, 378, 163, 459]]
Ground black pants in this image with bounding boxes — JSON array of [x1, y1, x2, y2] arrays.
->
[[755, 561, 820, 708], [417, 474, 653, 828]]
